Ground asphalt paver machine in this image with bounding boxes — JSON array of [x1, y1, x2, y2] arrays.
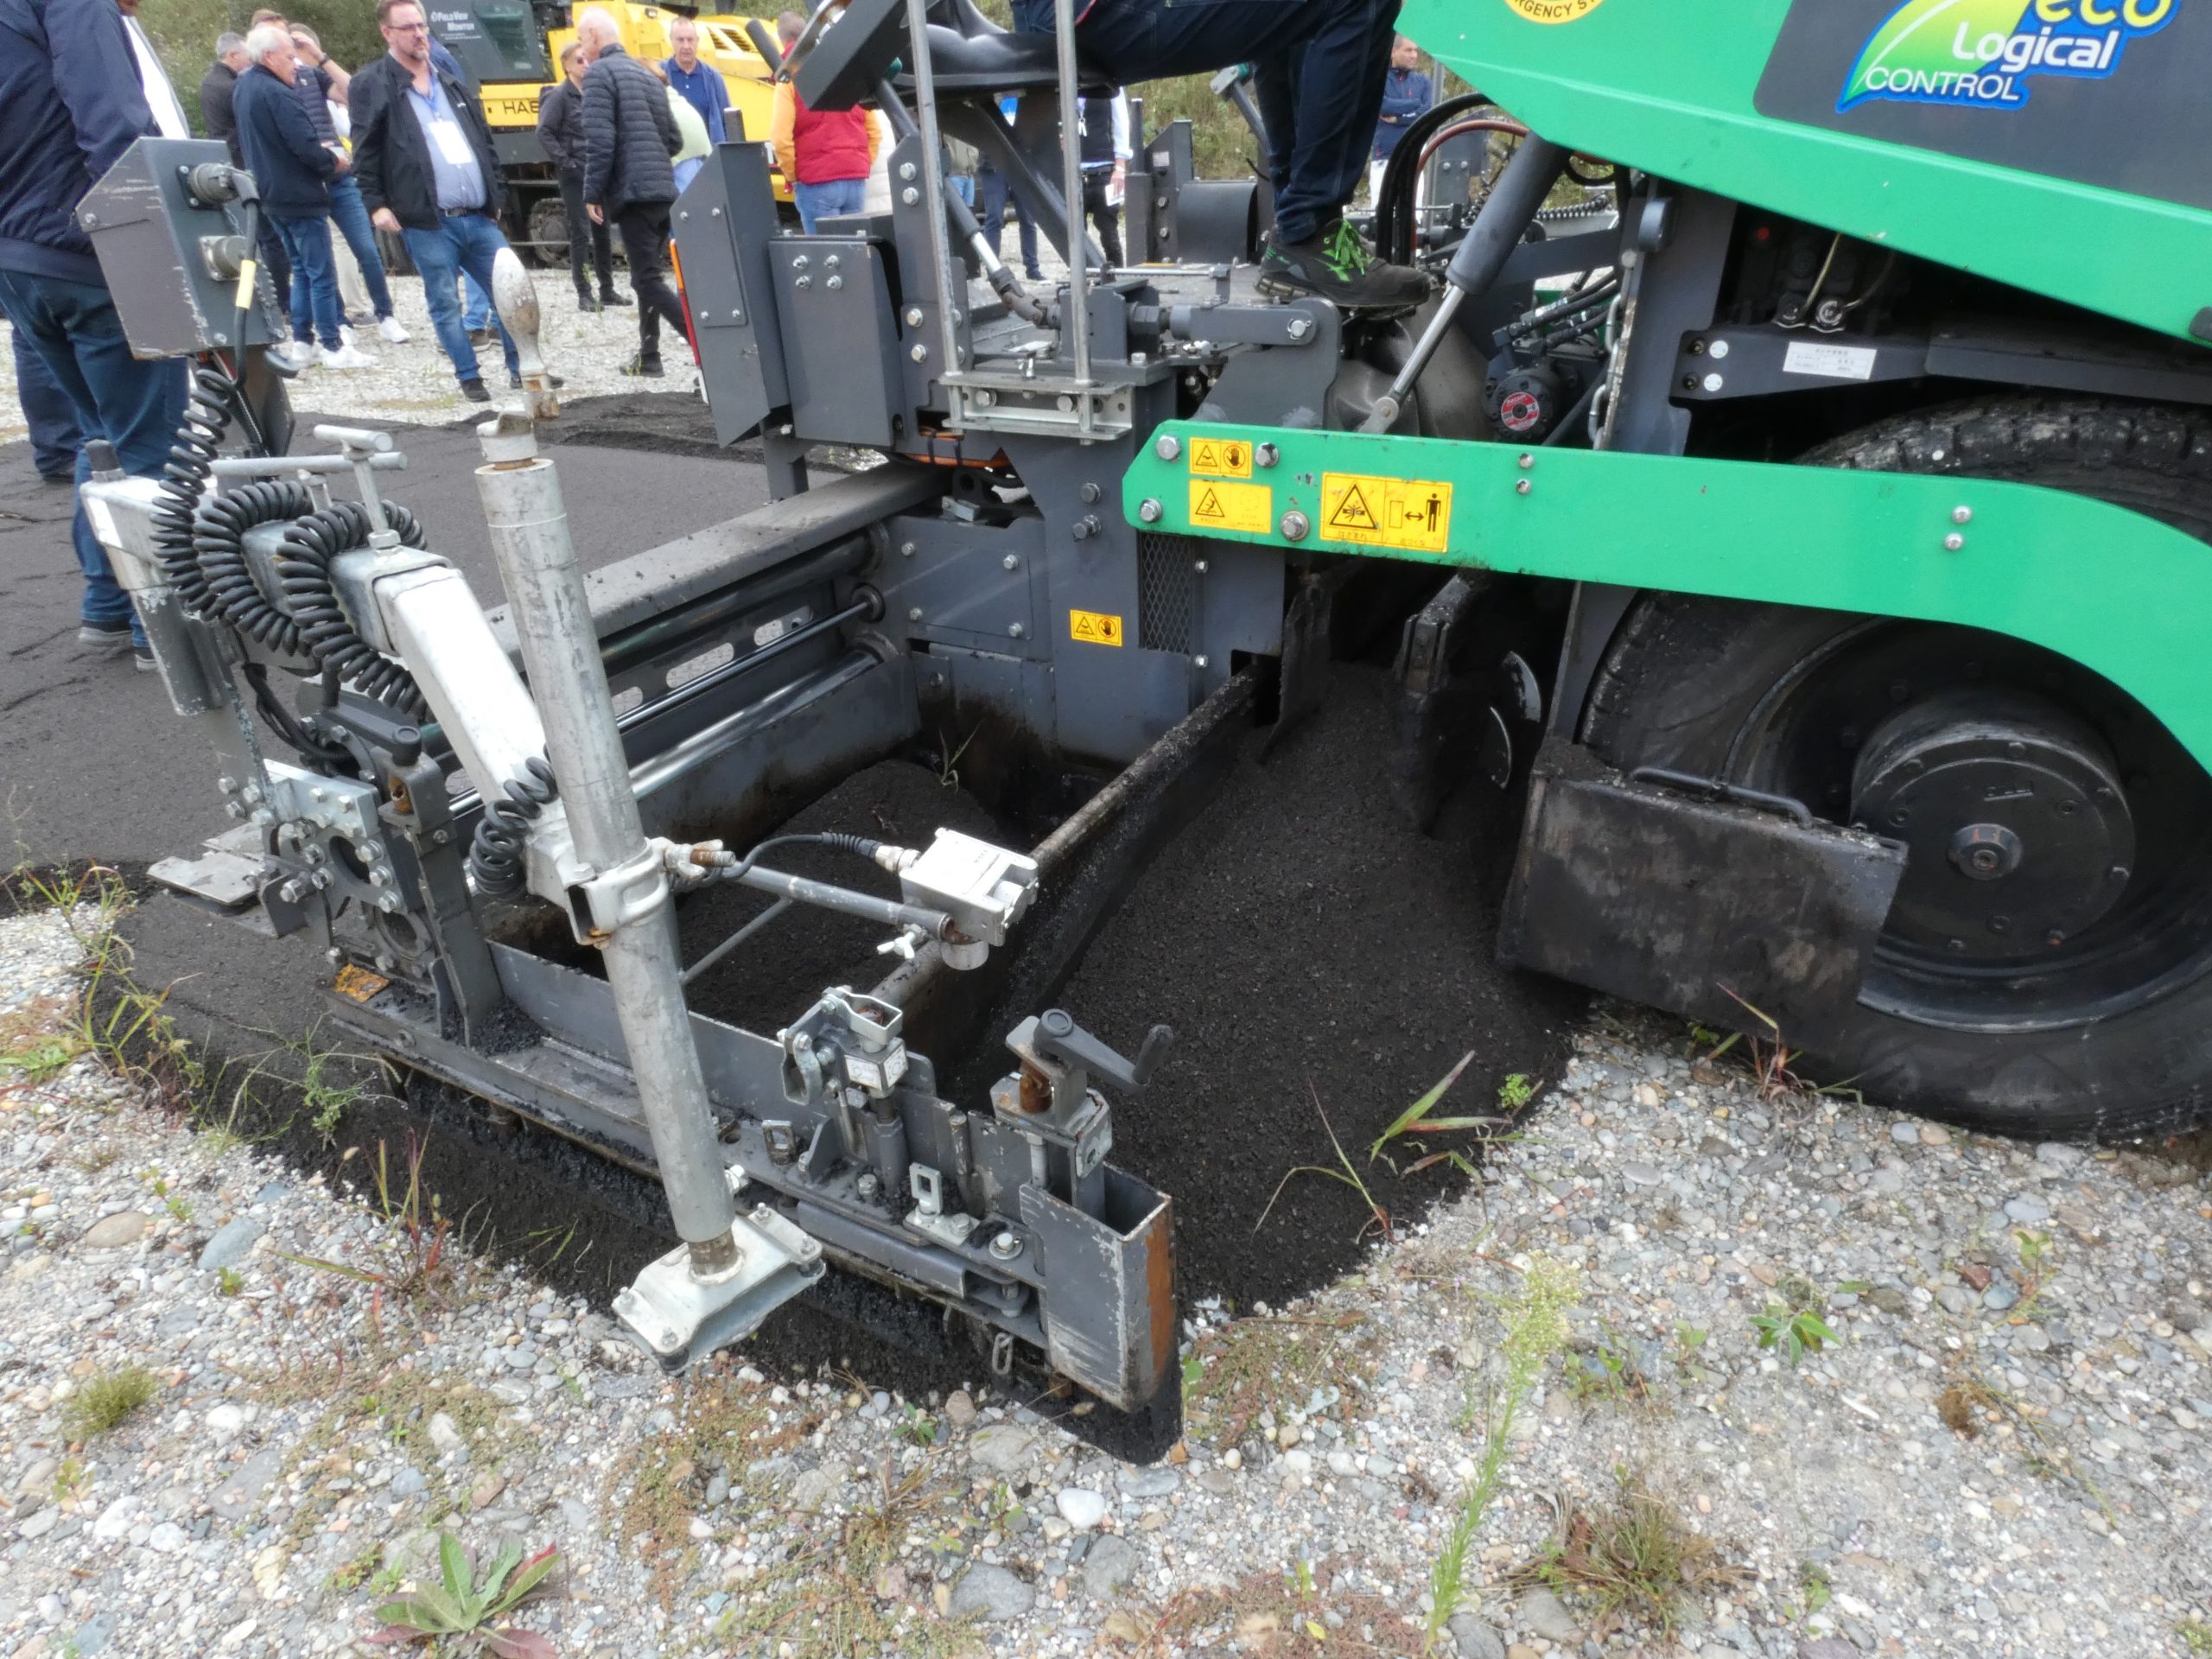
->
[[76, 0, 2212, 1440]]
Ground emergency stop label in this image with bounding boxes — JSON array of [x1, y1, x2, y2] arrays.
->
[[1189, 480, 1273, 535], [1070, 609, 1125, 647], [1319, 473, 1453, 554], [1501, 0, 1607, 22], [1187, 436, 1253, 479]]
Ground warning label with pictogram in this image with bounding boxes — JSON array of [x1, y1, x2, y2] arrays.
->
[[1069, 609, 1125, 647], [1319, 472, 1453, 554], [1187, 437, 1253, 480], [1187, 479, 1272, 535]]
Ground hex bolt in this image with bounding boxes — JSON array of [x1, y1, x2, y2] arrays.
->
[[827, 276, 843, 291], [1701, 372, 1725, 393], [899, 162, 917, 181], [1281, 510, 1309, 541], [1518, 454, 1535, 469], [795, 275, 811, 290], [1286, 316, 1311, 340], [1953, 505, 1974, 524], [906, 307, 925, 327], [1079, 481, 1102, 503], [1008, 622, 1026, 639], [1155, 434, 1182, 461], [910, 344, 928, 362], [1193, 558, 1209, 574], [1516, 480, 1533, 496], [1139, 498, 1163, 523], [1002, 554, 1021, 571], [989, 1231, 1023, 1260], [1072, 516, 1101, 540], [901, 188, 920, 206], [1057, 395, 1076, 412], [900, 541, 918, 558], [1944, 533, 1966, 551], [907, 607, 925, 623], [662, 1328, 680, 1349], [856, 1171, 880, 1200], [1255, 442, 1279, 467]]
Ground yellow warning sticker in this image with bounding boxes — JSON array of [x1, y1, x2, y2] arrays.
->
[[1188, 479, 1273, 535], [1319, 472, 1454, 554], [1187, 435, 1254, 479], [334, 964, 391, 1003], [1070, 609, 1126, 647], [1502, 0, 1606, 22]]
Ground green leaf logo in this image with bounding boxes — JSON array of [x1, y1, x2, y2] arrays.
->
[[1840, 0, 2033, 108]]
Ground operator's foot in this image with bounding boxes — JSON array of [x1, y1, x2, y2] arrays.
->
[[132, 642, 157, 673], [578, 292, 602, 313], [1257, 219, 1431, 311], [77, 620, 132, 652], [459, 377, 491, 404], [600, 289, 633, 308], [622, 353, 664, 378]]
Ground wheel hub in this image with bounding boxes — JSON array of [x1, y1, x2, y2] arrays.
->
[[1851, 690, 2135, 958]]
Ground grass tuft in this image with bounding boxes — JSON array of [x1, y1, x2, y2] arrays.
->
[[1517, 1472, 1742, 1639], [65, 1364, 157, 1438]]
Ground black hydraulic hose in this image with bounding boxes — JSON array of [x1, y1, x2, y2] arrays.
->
[[1436, 137, 1572, 305], [271, 499, 432, 718], [1374, 91, 1506, 265], [875, 76, 1052, 326], [467, 754, 556, 899], [153, 364, 238, 615]]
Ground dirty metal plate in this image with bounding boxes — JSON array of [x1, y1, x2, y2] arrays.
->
[[1498, 743, 1907, 1046], [149, 847, 268, 909]]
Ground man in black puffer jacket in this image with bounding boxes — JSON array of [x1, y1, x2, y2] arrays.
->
[[576, 6, 685, 377], [537, 41, 623, 313]]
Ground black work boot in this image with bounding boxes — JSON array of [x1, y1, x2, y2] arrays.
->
[[578, 290, 601, 313], [1258, 219, 1431, 311], [601, 289, 633, 308], [621, 352, 664, 378]]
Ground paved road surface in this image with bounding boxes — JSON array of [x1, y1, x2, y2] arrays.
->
[[0, 410, 766, 1054]]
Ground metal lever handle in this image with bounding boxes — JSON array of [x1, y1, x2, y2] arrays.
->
[[1033, 1009, 1173, 1092]]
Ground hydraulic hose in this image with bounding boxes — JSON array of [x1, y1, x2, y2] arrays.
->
[[1374, 92, 1512, 266]]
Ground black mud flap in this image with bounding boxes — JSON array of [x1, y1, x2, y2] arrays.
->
[[1498, 740, 1907, 1046]]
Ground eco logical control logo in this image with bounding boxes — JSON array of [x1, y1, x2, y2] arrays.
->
[[1840, 0, 2179, 111], [1502, 0, 1607, 22]]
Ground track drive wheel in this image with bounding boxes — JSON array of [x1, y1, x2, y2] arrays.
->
[[1583, 398, 2212, 1139]]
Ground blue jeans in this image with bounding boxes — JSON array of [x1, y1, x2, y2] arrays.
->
[[326, 176, 396, 321], [402, 213, 520, 385], [950, 174, 975, 207], [10, 327, 80, 479], [0, 269, 188, 639], [1013, 0, 1397, 245], [977, 165, 1040, 278], [275, 214, 345, 351], [463, 271, 492, 333], [792, 175, 867, 233]]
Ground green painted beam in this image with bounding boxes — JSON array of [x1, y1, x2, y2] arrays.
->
[[1122, 422, 2212, 770], [1395, 0, 2212, 345]]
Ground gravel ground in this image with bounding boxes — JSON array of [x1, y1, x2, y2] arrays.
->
[[6, 899, 2212, 1659]]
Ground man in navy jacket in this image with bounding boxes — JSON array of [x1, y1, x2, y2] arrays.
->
[[0, 0, 187, 667], [235, 24, 377, 370], [1368, 36, 1432, 203]]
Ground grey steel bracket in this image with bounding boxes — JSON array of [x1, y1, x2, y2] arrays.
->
[[779, 986, 911, 1109], [906, 1163, 978, 1248], [614, 1205, 826, 1372]]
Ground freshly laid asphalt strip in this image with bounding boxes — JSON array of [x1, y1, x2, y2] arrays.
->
[[0, 414, 1585, 1414]]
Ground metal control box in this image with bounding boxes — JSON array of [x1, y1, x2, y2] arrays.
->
[[77, 137, 277, 356]]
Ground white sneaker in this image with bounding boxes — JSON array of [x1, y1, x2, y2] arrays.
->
[[264, 343, 310, 372], [340, 323, 357, 348], [377, 316, 411, 345], [316, 343, 379, 371]]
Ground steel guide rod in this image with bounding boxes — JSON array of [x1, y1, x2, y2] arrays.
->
[[900, 0, 966, 380], [471, 416, 741, 1276], [1052, 0, 1092, 430]]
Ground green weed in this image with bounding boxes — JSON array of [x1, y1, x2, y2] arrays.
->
[[2176, 1617, 2212, 1655], [1519, 1471, 1741, 1639], [1750, 1274, 1841, 1366], [219, 1266, 245, 1296], [1259, 1081, 1393, 1243], [1425, 1256, 1581, 1649], [365, 1533, 561, 1657], [64, 1365, 157, 1438]]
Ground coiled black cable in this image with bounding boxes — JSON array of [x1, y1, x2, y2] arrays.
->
[[152, 363, 238, 614], [190, 479, 315, 656], [467, 755, 557, 898], [271, 499, 431, 717]]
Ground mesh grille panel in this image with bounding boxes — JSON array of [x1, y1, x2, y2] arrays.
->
[[1138, 533, 1199, 653]]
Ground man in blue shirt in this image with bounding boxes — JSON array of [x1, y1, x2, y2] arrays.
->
[[1368, 35, 1431, 204], [664, 19, 728, 148], [0, 0, 187, 667]]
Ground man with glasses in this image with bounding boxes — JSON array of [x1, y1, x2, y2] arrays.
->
[[349, 0, 556, 401]]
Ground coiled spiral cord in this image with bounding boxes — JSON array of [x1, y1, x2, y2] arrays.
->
[[272, 499, 431, 717], [152, 363, 238, 615], [190, 479, 315, 656], [467, 755, 557, 899]]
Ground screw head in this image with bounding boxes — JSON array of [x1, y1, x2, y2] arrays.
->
[[899, 162, 917, 181], [905, 307, 925, 327], [900, 187, 920, 206], [1002, 553, 1020, 571], [910, 344, 928, 362], [1193, 559, 1209, 574], [1008, 622, 1026, 639], [1953, 505, 1974, 524], [1280, 510, 1309, 541], [1701, 372, 1725, 393], [900, 541, 918, 557], [1255, 442, 1279, 467], [907, 607, 924, 622], [1155, 434, 1181, 461], [1516, 479, 1533, 495], [1194, 655, 1209, 669], [989, 1231, 1023, 1260], [1518, 454, 1535, 469], [1138, 497, 1163, 523], [1944, 532, 1966, 552]]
